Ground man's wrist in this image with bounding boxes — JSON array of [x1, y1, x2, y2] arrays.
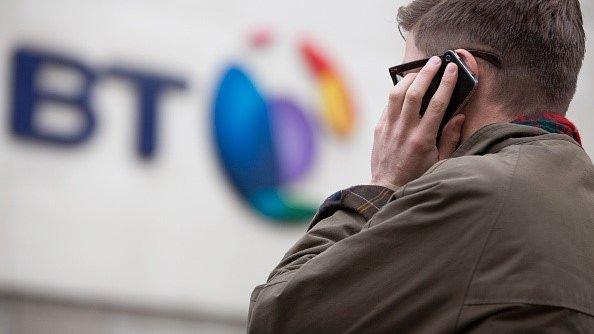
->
[[307, 185, 395, 231]]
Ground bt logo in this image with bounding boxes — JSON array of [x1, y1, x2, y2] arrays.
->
[[212, 37, 355, 222], [11, 47, 187, 158], [9, 35, 355, 223]]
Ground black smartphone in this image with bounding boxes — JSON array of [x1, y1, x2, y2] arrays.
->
[[420, 50, 477, 139]]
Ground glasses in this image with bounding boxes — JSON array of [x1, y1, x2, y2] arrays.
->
[[388, 49, 503, 85]]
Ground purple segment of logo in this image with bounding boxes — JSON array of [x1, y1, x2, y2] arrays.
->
[[269, 97, 316, 184]]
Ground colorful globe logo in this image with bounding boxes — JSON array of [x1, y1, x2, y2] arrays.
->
[[212, 35, 355, 222]]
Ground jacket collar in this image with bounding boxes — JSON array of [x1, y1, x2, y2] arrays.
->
[[452, 122, 583, 158]]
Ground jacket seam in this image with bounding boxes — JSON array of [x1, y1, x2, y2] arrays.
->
[[261, 280, 289, 289], [269, 253, 317, 281], [250, 279, 289, 306], [488, 137, 583, 154], [462, 300, 594, 318], [453, 145, 522, 331]]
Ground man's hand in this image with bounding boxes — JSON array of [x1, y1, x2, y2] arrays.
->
[[370, 56, 466, 190]]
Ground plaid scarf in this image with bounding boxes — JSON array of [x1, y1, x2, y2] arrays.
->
[[512, 113, 582, 146]]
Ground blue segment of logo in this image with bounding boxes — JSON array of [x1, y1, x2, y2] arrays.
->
[[212, 65, 317, 222]]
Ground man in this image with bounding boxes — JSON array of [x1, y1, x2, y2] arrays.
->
[[248, 0, 594, 332]]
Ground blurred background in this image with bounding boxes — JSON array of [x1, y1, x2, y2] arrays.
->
[[0, 0, 593, 333]]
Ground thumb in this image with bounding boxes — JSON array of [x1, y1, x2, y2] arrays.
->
[[438, 114, 465, 160]]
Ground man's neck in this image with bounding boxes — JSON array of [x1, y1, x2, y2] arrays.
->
[[459, 104, 512, 144]]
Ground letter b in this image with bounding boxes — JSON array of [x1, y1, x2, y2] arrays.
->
[[11, 48, 96, 145]]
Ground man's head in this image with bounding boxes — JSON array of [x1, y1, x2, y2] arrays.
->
[[397, 0, 585, 117]]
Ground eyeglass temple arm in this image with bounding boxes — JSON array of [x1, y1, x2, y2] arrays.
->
[[390, 49, 502, 74], [467, 49, 502, 68], [389, 58, 430, 76], [389, 49, 503, 82]]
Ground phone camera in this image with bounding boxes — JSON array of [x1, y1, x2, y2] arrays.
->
[[445, 55, 452, 62]]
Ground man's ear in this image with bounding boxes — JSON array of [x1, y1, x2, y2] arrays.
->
[[455, 49, 479, 79]]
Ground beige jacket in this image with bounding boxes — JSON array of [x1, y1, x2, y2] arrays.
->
[[248, 123, 594, 333]]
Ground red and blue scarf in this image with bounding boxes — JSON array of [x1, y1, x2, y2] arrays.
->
[[512, 113, 582, 146]]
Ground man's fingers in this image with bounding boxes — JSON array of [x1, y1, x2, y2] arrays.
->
[[400, 56, 442, 128], [376, 73, 417, 140], [438, 114, 465, 160], [419, 62, 458, 137], [385, 73, 417, 123]]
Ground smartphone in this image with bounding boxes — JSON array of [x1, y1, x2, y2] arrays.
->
[[420, 50, 478, 139]]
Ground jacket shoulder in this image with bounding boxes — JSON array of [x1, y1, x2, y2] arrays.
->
[[402, 145, 521, 200], [463, 140, 594, 317]]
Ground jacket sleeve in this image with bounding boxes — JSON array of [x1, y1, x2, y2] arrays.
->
[[247, 185, 394, 327], [247, 160, 506, 333]]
